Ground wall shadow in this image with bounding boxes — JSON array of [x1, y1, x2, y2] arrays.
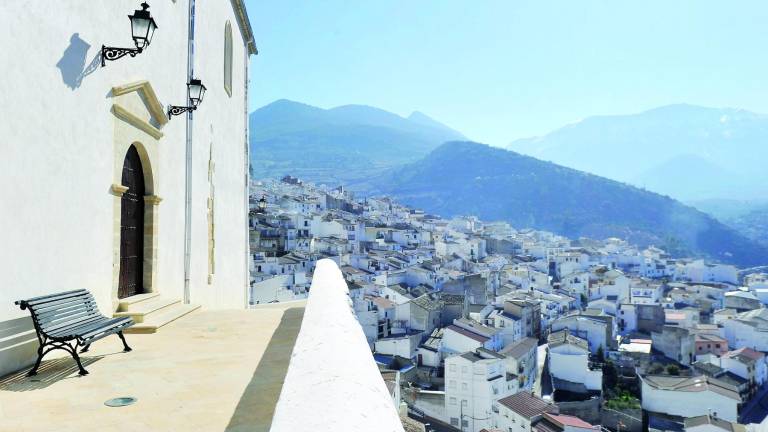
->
[[56, 33, 100, 90], [225, 307, 305, 432]]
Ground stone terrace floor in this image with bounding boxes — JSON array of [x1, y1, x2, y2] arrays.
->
[[0, 302, 306, 432]]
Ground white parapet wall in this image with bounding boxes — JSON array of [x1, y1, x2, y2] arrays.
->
[[270, 259, 405, 432]]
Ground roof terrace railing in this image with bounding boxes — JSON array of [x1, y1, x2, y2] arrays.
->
[[270, 259, 405, 432]]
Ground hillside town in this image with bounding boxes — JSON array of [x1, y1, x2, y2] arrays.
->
[[250, 176, 768, 432]]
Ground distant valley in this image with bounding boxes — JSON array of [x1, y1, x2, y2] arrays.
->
[[362, 141, 768, 267], [507, 104, 768, 202], [249, 100, 768, 266]]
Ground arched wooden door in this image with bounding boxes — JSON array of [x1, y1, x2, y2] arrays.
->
[[118, 145, 145, 299]]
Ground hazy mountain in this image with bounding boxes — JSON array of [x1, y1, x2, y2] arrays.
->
[[364, 141, 768, 267], [727, 207, 768, 248], [249, 100, 465, 184], [689, 199, 768, 222], [507, 104, 768, 201]]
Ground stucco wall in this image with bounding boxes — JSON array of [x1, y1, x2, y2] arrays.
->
[[0, 0, 250, 378]]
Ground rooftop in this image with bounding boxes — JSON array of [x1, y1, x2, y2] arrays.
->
[[642, 375, 741, 401], [498, 391, 556, 419], [445, 324, 489, 343], [500, 337, 538, 359]]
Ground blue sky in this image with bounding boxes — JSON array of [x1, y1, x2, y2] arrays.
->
[[244, 1, 768, 145]]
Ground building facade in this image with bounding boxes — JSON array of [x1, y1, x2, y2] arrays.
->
[[0, 0, 255, 377]]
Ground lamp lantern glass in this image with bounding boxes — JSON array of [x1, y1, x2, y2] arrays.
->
[[188, 79, 207, 107], [129, 2, 158, 50]]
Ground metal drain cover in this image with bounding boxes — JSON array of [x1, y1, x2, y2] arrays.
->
[[104, 397, 137, 407]]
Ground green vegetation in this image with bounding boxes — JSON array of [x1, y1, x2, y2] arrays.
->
[[666, 364, 680, 375], [605, 391, 641, 410]]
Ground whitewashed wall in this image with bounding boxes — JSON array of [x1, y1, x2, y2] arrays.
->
[[270, 259, 405, 432], [0, 0, 251, 377]]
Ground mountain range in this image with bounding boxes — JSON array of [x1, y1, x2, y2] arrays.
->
[[249, 100, 768, 266], [364, 141, 767, 267], [507, 104, 768, 201], [249, 99, 464, 184]]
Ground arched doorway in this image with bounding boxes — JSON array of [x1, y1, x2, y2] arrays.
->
[[118, 145, 145, 299]]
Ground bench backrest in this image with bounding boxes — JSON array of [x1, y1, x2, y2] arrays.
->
[[16, 289, 102, 337]]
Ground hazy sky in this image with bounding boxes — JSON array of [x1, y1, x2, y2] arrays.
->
[[244, 1, 768, 145]]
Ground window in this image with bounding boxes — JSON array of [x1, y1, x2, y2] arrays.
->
[[461, 382, 468, 390], [461, 400, 468, 408], [461, 366, 468, 374], [449, 380, 456, 388], [449, 364, 456, 372], [224, 21, 233, 96], [450, 397, 457, 405], [451, 418, 459, 426]]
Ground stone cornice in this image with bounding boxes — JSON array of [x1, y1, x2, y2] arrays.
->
[[230, 0, 257, 55], [111, 80, 169, 127], [112, 103, 164, 140]]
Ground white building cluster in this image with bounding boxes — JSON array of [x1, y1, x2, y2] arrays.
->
[[250, 176, 768, 432]]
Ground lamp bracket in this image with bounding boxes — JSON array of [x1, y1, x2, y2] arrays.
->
[[101, 45, 143, 67], [167, 105, 197, 119]]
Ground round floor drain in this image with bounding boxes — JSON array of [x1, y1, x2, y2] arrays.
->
[[104, 397, 137, 407]]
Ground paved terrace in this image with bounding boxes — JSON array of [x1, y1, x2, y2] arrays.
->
[[0, 259, 405, 432], [0, 301, 305, 432]]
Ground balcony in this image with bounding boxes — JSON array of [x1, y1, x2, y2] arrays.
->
[[0, 260, 403, 432]]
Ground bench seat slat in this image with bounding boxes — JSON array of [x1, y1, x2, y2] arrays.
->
[[23, 290, 91, 307], [46, 316, 111, 339], [79, 318, 134, 340], [64, 318, 128, 342], [18, 289, 89, 306], [54, 319, 113, 339], [37, 306, 96, 325], [32, 296, 96, 315], [81, 320, 133, 345], [42, 313, 104, 335], [34, 296, 95, 313]]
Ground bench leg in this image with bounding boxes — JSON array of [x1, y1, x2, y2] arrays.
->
[[117, 331, 132, 352], [27, 344, 46, 377], [70, 348, 89, 376]]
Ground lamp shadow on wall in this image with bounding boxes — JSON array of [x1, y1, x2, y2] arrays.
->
[[56, 33, 101, 90]]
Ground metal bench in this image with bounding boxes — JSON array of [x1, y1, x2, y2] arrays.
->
[[15, 289, 134, 376]]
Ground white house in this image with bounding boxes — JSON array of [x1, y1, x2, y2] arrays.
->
[[548, 330, 602, 393], [675, 260, 738, 285], [500, 337, 538, 392], [551, 314, 613, 355], [494, 391, 558, 432], [720, 347, 767, 388], [487, 308, 523, 346], [1, 0, 256, 377], [589, 269, 630, 302], [722, 309, 768, 351], [640, 375, 741, 422], [445, 349, 512, 432]]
